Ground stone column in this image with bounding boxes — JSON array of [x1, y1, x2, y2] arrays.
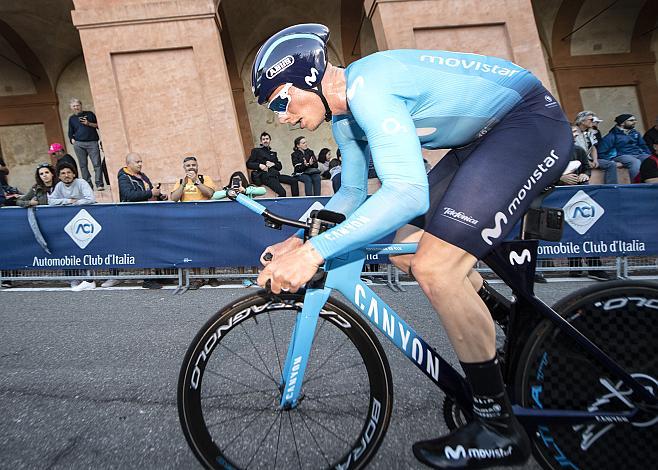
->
[[364, 0, 553, 92], [71, 0, 246, 200]]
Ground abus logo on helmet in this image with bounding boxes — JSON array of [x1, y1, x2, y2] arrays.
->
[[266, 55, 294, 79]]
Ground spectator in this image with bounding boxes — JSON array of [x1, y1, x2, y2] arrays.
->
[[49, 163, 96, 291], [291, 136, 321, 196], [317, 148, 332, 178], [0, 152, 8, 187], [591, 116, 603, 142], [562, 126, 612, 280], [0, 153, 22, 207], [118, 152, 165, 202], [597, 114, 651, 181], [643, 116, 658, 148], [170, 155, 216, 289], [573, 111, 618, 184], [246, 132, 299, 197], [328, 157, 342, 193], [17, 163, 57, 207], [170, 155, 216, 202], [68, 98, 104, 191], [639, 142, 658, 184], [107, 152, 165, 289], [48, 163, 95, 206], [48, 142, 78, 175]]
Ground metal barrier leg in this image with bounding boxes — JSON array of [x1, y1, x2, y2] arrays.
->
[[394, 265, 406, 292], [176, 268, 190, 294]]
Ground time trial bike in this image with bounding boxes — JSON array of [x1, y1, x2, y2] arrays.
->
[[178, 188, 657, 469]]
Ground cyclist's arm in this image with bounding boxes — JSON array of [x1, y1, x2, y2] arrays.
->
[[323, 115, 369, 217], [310, 96, 428, 260]]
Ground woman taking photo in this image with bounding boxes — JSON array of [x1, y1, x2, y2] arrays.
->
[[17, 163, 57, 207], [291, 136, 322, 196]]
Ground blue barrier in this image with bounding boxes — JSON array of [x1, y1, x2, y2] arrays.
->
[[0, 185, 656, 270]]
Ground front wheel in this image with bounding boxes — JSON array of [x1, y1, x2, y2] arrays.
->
[[515, 280, 658, 470], [178, 291, 394, 469]]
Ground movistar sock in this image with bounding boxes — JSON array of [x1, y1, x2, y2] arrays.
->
[[461, 355, 512, 420]]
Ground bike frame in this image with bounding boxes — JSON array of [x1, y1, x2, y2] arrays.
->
[[234, 194, 657, 427]]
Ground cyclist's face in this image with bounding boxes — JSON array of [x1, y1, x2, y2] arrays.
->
[[268, 85, 325, 131]]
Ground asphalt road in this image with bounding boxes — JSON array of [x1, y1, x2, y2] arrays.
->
[[0, 281, 596, 469]]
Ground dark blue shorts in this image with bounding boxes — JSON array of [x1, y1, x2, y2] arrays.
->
[[410, 86, 572, 259]]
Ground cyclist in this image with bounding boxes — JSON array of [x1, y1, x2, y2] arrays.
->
[[252, 24, 571, 469]]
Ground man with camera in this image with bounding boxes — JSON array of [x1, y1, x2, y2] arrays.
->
[[170, 155, 216, 202], [246, 132, 299, 197], [110, 152, 165, 289], [68, 98, 104, 191], [117, 152, 165, 202]]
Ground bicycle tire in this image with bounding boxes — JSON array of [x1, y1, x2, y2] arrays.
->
[[178, 291, 393, 469], [515, 280, 658, 470]]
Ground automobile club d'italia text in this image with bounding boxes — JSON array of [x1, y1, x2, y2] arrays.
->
[[32, 253, 137, 267]]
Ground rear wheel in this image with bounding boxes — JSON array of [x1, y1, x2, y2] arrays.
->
[[515, 281, 658, 470], [178, 291, 394, 469]]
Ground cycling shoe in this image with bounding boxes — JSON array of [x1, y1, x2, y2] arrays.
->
[[412, 417, 530, 469]]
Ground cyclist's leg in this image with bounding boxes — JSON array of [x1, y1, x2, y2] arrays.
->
[[390, 148, 508, 317], [411, 90, 572, 469]]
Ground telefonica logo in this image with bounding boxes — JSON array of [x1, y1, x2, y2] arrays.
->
[[563, 190, 604, 235], [64, 209, 102, 249]]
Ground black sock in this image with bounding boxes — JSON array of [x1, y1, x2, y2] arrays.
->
[[460, 355, 512, 420], [477, 280, 510, 323]]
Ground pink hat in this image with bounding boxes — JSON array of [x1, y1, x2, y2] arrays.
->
[[48, 143, 64, 154]]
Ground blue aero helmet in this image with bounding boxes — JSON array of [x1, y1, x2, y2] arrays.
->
[[251, 24, 333, 121]]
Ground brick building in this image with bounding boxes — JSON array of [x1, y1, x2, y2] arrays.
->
[[1, 0, 657, 198]]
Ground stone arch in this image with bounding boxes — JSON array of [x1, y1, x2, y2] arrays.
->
[[550, 0, 658, 129], [0, 19, 62, 143]]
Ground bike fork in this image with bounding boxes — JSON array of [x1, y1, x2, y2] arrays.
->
[[279, 287, 332, 409]]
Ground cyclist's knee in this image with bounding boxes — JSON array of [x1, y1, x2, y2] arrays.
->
[[410, 240, 475, 293]]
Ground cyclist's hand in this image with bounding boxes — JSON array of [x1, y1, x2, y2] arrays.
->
[[257, 243, 324, 294], [260, 237, 303, 266]]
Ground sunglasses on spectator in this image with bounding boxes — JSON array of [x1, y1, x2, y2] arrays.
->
[[267, 83, 293, 115], [37, 163, 52, 169]]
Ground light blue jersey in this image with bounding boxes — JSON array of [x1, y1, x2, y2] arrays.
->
[[310, 50, 542, 260]]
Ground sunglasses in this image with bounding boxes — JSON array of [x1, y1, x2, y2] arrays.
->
[[37, 163, 52, 169], [267, 83, 293, 115]]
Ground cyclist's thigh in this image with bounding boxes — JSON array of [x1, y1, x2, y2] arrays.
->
[[409, 147, 470, 230], [424, 113, 572, 259]]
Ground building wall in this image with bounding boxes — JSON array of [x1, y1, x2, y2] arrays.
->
[[71, 0, 247, 200], [0, 124, 49, 191]]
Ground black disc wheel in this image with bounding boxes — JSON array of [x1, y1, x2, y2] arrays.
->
[[178, 291, 393, 469], [515, 281, 658, 470]]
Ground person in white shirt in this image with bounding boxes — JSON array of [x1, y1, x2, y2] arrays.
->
[[48, 162, 97, 291], [48, 163, 96, 206]]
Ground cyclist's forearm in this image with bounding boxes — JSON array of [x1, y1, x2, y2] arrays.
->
[[310, 181, 428, 260], [324, 183, 368, 218]]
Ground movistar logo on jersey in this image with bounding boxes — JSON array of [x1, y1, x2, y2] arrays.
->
[[420, 55, 521, 77], [266, 55, 294, 79]]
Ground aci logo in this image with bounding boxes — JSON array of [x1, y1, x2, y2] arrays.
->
[[563, 190, 604, 235], [64, 209, 102, 249]]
